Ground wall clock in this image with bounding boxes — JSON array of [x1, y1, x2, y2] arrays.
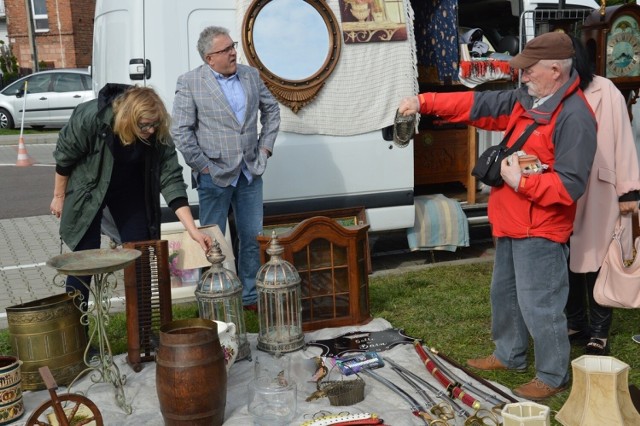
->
[[583, 3, 640, 95], [606, 14, 640, 78]]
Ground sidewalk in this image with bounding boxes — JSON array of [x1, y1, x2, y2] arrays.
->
[[0, 215, 124, 329]]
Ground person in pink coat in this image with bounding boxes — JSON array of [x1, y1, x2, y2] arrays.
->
[[566, 36, 640, 355]]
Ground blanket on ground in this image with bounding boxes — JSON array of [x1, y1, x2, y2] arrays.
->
[[17, 318, 520, 425]]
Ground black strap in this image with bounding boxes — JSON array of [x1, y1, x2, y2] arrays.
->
[[497, 123, 540, 155]]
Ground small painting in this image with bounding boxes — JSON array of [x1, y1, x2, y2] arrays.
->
[[338, 0, 407, 44]]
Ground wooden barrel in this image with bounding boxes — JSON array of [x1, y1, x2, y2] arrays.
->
[[5, 293, 86, 391], [156, 318, 227, 426]]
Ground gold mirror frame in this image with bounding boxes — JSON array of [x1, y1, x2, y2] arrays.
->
[[242, 0, 341, 113]]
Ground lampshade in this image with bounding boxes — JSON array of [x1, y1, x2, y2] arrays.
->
[[502, 402, 550, 426], [255, 232, 304, 354], [170, 224, 234, 270], [556, 355, 640, 425], [196, 239, 250, 361]]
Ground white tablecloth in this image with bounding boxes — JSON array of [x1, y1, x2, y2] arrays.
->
[[16, 318, 521, 425]]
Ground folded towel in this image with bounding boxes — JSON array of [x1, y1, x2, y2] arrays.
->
[[407, 194, 470, 252]]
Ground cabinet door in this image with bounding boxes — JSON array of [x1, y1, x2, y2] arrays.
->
[[294, 239, 351, 323], [258, 216, 372, 331]]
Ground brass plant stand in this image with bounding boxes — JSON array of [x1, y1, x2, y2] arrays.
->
[[47, 248, 141, 414]]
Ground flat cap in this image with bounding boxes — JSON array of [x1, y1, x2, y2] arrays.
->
[[509, 32, 575, 69]]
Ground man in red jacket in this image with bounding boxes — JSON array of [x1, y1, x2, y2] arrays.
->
[[399, 32, 597, 400]]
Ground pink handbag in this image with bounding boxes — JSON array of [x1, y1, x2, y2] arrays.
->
[[593, 213, 640, 309]]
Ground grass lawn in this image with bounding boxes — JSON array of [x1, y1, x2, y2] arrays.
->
[[0, 128, 58, 135], [1, 261, 638, 425], [370, 262, 640, 424]]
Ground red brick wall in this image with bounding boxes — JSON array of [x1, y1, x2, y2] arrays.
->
[[5, 0, 95, 72]]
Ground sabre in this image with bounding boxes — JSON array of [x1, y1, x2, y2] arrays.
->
[[384, 358, 469, 419], [360, 369, 442, 425], [386, 359, 499, 426], [421, 347, 506, 411], [391, 367, 455, 421], [429, 346, 518, 404], [414, 341, 482, 411]]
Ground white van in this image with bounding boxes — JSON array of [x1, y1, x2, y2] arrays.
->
[[92, 0, 599, 232], [93, 0, 415, 232]]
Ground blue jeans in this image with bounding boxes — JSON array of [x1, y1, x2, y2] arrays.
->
[[197, 173, 262, 305], [491, 237, 570, 388]]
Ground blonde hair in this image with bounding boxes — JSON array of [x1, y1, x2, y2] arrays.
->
[[112, 86, 171, 146]]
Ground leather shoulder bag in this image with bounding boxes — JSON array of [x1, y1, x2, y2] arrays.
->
[[593, 212, 640, 309]]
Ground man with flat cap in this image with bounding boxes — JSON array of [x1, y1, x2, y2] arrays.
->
[[398, 31, 597, 400]]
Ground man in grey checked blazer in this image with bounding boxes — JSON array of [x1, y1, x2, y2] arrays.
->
[[172, 26, 280, 309]]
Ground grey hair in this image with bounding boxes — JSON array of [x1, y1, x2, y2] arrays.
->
[[539, 58, 573, 75], [197, 26, 230, 61]]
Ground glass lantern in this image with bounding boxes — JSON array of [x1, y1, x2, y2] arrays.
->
[[195, 239, 250, 361], [255, 232, 305, 354]]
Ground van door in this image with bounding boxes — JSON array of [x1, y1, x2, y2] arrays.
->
[[93, 0, 236, 107]]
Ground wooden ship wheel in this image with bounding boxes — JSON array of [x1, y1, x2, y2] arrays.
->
[[26, 367, 103, 426]]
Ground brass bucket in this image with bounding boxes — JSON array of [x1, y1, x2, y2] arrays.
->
[[6, 293, 87, 390]]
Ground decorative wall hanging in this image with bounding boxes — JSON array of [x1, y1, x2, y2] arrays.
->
[[412, 0, 458, 84]]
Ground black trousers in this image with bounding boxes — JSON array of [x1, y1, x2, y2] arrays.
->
[[565, 269, 612, 338], [66, 195, 149, 308]]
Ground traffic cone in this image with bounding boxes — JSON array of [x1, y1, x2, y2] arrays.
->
[[16, 136, 34, 167]]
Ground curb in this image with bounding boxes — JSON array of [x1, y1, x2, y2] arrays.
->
[[0, 132, 59, 146]]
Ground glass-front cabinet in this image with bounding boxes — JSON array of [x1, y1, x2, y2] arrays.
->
[[258, 216, 371, 331]]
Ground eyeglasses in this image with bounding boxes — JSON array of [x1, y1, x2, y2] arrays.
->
[[207, 42, 238, 56], [138, 121, 160, 132]]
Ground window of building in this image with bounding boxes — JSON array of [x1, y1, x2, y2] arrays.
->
[[31, 0, 49, 33]]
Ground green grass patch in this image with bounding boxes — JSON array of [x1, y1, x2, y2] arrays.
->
[[0, 128, 58, 136], [370, 262, 640, 423]]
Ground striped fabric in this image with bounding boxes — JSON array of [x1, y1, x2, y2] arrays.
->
[[407, 194, 470, 252]]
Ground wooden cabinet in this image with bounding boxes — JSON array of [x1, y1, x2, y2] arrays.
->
[[258, 216, 371, 331], [413, 126, 477, 204]]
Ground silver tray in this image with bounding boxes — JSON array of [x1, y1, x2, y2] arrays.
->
[[47, 248, 141, 275]]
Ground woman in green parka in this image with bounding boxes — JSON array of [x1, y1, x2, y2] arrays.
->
[[50, 84, 211, 304]]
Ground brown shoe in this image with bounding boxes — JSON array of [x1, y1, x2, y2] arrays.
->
[[513, 378, 568, 401], [467, 354, 526, 372]]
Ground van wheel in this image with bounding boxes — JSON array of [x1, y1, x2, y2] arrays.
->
[[0, 109, 14, 129]]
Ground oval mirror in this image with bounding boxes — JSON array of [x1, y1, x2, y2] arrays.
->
[[243, 0, 341, 113]]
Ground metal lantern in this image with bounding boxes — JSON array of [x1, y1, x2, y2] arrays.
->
[[255, 232, 304, 354], [196, 239, 250, 360]]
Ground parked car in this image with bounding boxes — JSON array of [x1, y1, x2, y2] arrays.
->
[[0, 69, 94, 129]]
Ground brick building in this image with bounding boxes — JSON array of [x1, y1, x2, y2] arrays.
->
[[4, 0, 95, 72]]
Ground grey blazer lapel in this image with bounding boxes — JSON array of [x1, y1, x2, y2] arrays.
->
[[237, 67, 255, 127], [200, 66, 238, 124]]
